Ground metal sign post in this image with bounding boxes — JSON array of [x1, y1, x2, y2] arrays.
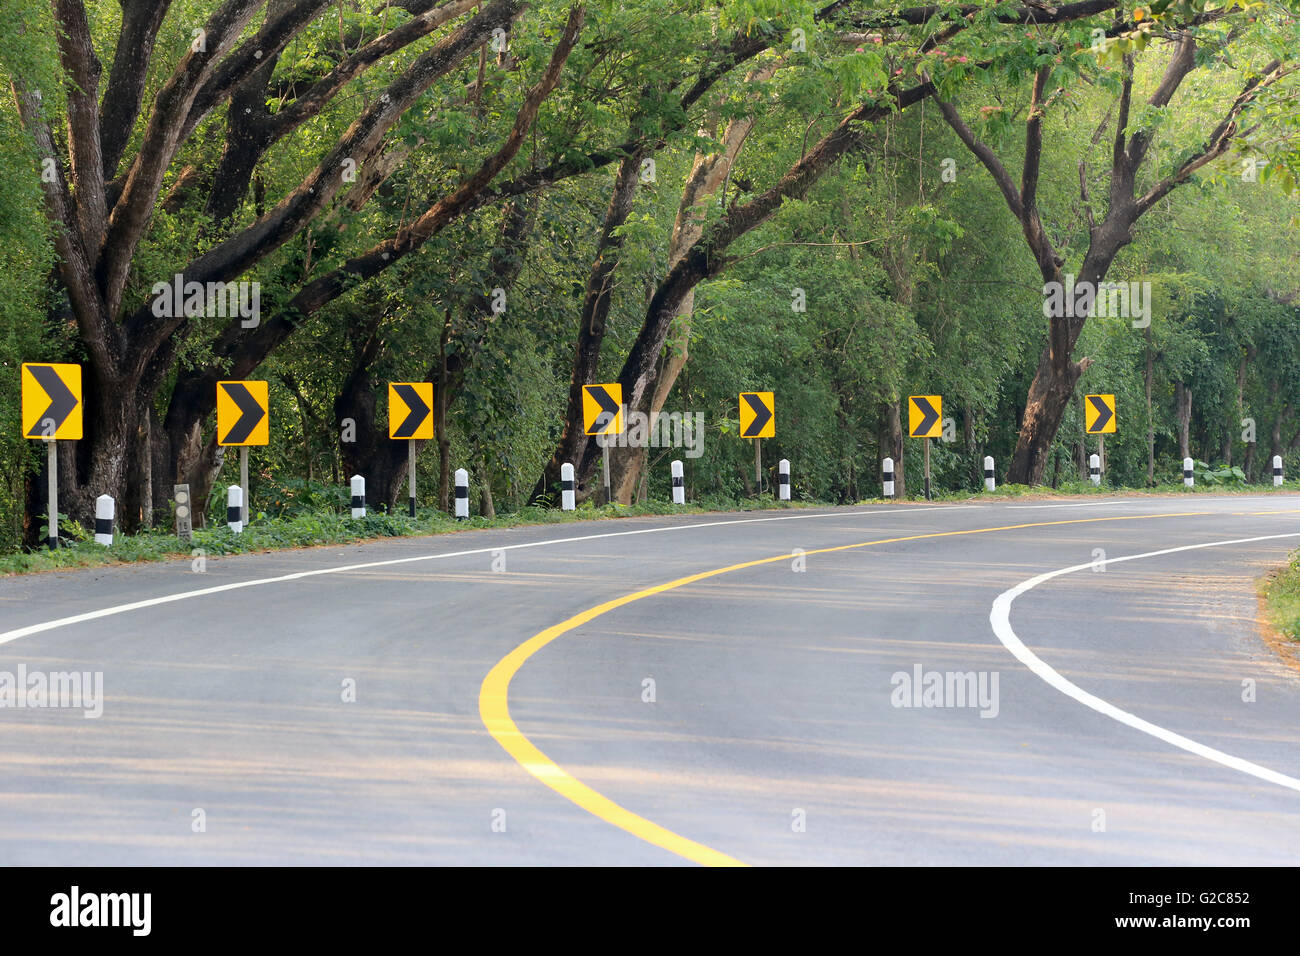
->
[[924, 437, 932, 501], [240, 446, 250, 525], [602, 433, 612, 505], [46, 438, 58, 549], [408, 439, 417, 517]]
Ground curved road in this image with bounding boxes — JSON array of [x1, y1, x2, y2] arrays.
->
[[2, 496, 1299, 865]]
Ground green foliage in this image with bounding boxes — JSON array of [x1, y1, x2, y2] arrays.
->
[[2, 0, 1300, 560], [1262, 548, 1300, 641]]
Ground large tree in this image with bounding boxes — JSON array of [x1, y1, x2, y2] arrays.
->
[[933, 6, 1299, 484]]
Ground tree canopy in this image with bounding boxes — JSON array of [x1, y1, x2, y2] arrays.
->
[[1, 0, 1298, 550]]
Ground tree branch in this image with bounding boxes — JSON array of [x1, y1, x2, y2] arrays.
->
[[99, 0, 174, 181], [1136, 59, 1292, 214], [100, 0, 268, 319], [53, 0, 108, 257], [932, 96, 1024, 220]]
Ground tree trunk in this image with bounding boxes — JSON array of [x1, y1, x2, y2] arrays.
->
[[436, 313, 451, 513], [478, 456, 495, 518], [1006, 347, 1086, 485], [1145, 325, 1154, 486], [1175, 382, 1192, 459], [880, 401, 905, 499], [532, 149, 649, 505]]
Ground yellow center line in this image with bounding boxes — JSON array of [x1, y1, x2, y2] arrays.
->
[[478, 511, 1211, 866]]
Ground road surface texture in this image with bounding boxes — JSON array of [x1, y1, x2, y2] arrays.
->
[[2, 496, 1299, 865]]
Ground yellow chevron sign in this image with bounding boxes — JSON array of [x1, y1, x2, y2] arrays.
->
[[21, 363, 82, 440], [1085, 394, 1116, 434], [739, 392, 774, 439], [908, 395, 941, 438], [583, 384, 623, 436]]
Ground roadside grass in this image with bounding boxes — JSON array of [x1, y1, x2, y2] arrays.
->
[[1262, 551, 1300, 643], [6, 479, 1298, 578], [0, 496, 799, 576]]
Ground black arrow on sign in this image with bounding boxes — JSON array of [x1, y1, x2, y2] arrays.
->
[[392, 384, 431, 439], [220, 383, 266, 444], [589, 386, 620, 432], [1087, 396, 1113, 433], [741, 393, 772, 438], [912, 396, 939, 436], [25, 365, 78, 437]]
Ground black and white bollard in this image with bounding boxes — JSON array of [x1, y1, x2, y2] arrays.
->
[[983, 456, 995, 492], [350, 475, 366, 518], [227, 485, 243, 533], [94, 494, 114, 546], [778, 458, 791, 501], [1089, 453, 1101, 486], [1274, 455, 1284, 488], [1183, 457, 1195, 488], [670, 460, 685, 505], [882, 457, 895, 498], [454, 468, 469, 519], [561, 462, 576, 511]]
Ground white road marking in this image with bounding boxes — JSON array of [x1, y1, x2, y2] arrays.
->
[[990, 532, 1300, 792], [0, 505, 975, 649]]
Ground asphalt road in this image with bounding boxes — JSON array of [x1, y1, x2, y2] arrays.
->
[[2, 495, 1300, 866]]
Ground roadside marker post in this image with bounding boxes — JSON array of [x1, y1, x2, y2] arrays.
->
[[226, 485, 243, 533], [1275, 455, 1284, 487], [94, 495, 114, 546], [1184, 457, 1195, 488], [350, 475, 366, 518], [670, 460, 685, 505], [882, 457, 895, 498], [778, 458, 791, 502], [983, 456, 995, 493], [21, 362, 83, 549], [454, 468, 470, 519], [908, 396, 941, 501], [173, 485, 193, 541], [561, 462, 576, 511], [1089, 454, 1101, 486]]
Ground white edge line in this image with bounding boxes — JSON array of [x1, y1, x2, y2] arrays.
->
[[990, 532, 1300, 793], [0, 505, 970, 648]]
